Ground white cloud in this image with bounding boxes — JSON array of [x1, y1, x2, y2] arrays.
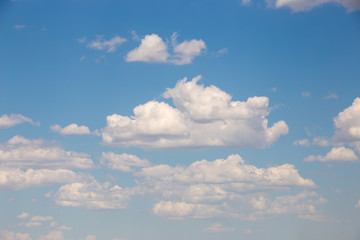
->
[[0, 167, 85, 190], [53, 180, 133, 210], [86, 236, 97, 240], [126, 33, 206, 65], [87, 35, 126, 53], [38, 230, 64, 240], [304, 146, 358, 162], [30, 216, 53, 222], [126, 34, 169, 63], [17, 212, 30, 219], [324, 93, 338, 100], [24, 222, 42, 228], [135, 154, 316, 219], [0, 136, 94, 169], [301, 91, 311, 98], [293, 138, 310, 146], [102, 76, 288, 149], [312, 137, 330, 147], [170, 33, 206, 65], [203, 223, 234, 232], [0, 229, 31, 240], [355, 200, 360, 208], [13, 25, 26, 29], [273, 0, 360, 12], [100, 152, 151, 172], [333, 98, 360, 149], [0, 114, 38, 128], [50, 123, 91, 135]]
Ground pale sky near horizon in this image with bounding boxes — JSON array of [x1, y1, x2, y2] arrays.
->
[[1, 0, 360, 239]]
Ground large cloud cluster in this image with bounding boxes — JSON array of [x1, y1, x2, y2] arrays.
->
[[102, 76, 288, 149]]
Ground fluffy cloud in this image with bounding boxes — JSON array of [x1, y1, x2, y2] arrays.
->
[[0, 168, 85, 190], [202, 223, 234, 232], [100, 152, 151, 172], [126, 34, 206, 65], [273, 0, 360, 12], [53, 180, 133, 210], [304, 147, 358, 162], [0, 230, 31, 240], [126, 34, 169, 63], [0, 114, 38, 128], [0, 136, 94, 169], [102, 76, 288, 149], [50, 123, 91, 135], [333, 98, 360, 149], [87, 35, 126, 53], [135, 154, 317, 219]]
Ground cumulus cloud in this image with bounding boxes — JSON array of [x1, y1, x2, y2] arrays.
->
[[102, 76, 288, 149], [272, 0, 360, 12], [87, 35, 126, 53], [0, 114, 38, 128], [50, 123, 91, 135], [0, 136, 94, 169], [53, 180, 133, 210], [126, 33, 206, 65], [0, 168, 85, 190], [202, 223, 234, 232], [135, 154, 316, 219], [100, 152, 151, 172], [304, 147, 358, 162], [0, 229, 31, 240]]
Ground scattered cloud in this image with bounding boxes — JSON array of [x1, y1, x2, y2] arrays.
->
[[53, 180, 133, 210], [304, 146, 358, 162], [0, 114, 38, 128], [244, 229, 252, 235], [214, 48, 228, 57], [38, 230, 64, 240], [126, 33, 206, 65], [86, 35, 127, 53], [13, 25, 26, 29], [272, 0, 360, 12], [80, 56, 86, 62], [102, 76, 288, 149], [301, 91, 311, 98], [101, 152, 151, 172], [0, 136, 94, 169], [324, 93, 338, 100], [30, 216, 53, 222], [86, 236, 97, 240], [0, 167, 85, 190], [293, 138, 310, 146], [203, 223, 234, 232], [355, 200, 360, 208], [50, 123, 91, 135], [17, 213, 30, 219], [0, 229, 31, 240], [130, 30, 140, 42], [24, 222, 42, 228]]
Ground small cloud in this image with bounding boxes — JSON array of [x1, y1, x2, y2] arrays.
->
[[131, 30, 140, 42], [293, 138, 310, 147], [331, 188, 342, 194], [86, 235, 97, 240], [324, 93, 338, 100], [244, 229, 252, 235], [355, 200, 360, 208], [80, 56, 86, 62], [203, 223, 234, 232], [87, 35, 126, 53], [17, 212, 30, 219], [30, 216, 53, 221], [50, 123, 91, 135], [301, 91, 311, 98], [0, 113, 39, 128], [41, 27, 47, 31], [77, 36, 87, 43], [241, 0, 252, 5], [13, 25, 26, 29], [25, 221, 42, 227], [271, 87, 277, 92], [214, 48, 228, 57], [304, 147, 358, 162]]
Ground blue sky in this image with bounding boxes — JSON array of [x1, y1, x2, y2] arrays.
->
[[1, 0, 360, 239]]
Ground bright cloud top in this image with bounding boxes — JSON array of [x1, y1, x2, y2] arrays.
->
[[0, 136, 94, 169], [126, 33, 206, 65], [50, 123, 91, 135], [272, 0, 360, 12], [304, 146, 358, 162], [0, 114, 38, 128], [86, 35, 127, 53], [102, 76, 288, 149]]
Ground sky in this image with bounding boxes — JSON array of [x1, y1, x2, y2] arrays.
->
[[0, 0, 360, 239]]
